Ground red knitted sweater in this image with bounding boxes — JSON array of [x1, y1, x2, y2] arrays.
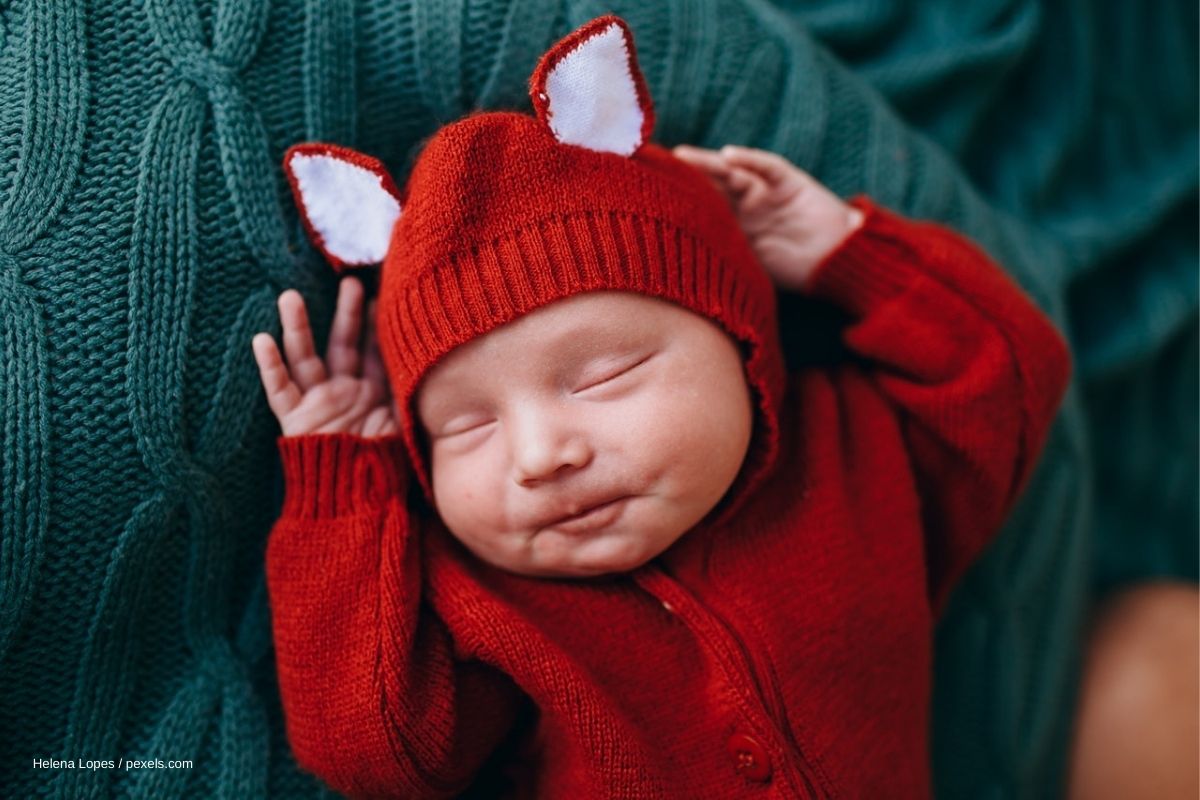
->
[[266, 201, 1071, 799]]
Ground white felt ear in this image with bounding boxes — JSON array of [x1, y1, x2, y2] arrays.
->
[[284, 144, 402, 268], [535, 19, 650, 156]]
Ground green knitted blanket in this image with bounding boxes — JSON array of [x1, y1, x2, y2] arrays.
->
[[1, 1, 1194, 798]]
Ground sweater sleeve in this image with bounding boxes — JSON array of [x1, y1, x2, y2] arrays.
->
[[805, 197, 1072, 613], [266, 433, 524, 799]]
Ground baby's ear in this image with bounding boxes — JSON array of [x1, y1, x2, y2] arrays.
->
[[529, 15, 655, 156], [283, 143, 402, 272]]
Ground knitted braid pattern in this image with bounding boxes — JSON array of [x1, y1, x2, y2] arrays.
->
[[0, 0, 85, 669], [51, 1, 326, 797], [0, 0, 341, 797], [0, 2, 1192, 799]]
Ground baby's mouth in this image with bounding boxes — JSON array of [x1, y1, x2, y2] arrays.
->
[[537, 495, 632, 534]]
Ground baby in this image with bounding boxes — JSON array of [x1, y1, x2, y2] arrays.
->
[[253, 16, 1070, 800]]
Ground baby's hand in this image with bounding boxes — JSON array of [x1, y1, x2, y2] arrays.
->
[[251, 276, 399, 438], [673, 145, 864, 290]]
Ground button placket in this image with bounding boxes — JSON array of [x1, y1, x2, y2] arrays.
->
[[632, 565, 825, 798]]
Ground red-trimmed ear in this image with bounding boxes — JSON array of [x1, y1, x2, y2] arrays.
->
[[283, 143, 403, 272], [529, 16, 655, 156]]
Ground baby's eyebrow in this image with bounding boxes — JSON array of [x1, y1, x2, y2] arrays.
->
[[547, 324, 649, 361], [413, 375, 475, 425], [415, 393, 482, 436]]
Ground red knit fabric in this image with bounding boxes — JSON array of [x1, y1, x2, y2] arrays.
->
[[266, 201, 1071, 799]]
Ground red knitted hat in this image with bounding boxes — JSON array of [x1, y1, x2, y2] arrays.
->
[[284, 16, 785, 506]]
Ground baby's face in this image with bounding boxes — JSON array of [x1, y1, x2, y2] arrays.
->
[[414, 291, 753, 578]]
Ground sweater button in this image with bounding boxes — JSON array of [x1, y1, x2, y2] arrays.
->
[[727, 733, 772, 782]]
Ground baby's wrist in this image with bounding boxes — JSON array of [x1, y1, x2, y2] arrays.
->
[[792, 199, 867, 291], [813, 203, 865, 266]]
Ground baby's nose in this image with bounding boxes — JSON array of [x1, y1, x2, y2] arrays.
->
[[510, 408, 592, 487]]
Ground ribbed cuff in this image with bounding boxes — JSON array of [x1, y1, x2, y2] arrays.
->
[[805, 196, 925, 317], [277, 433, 408, 520]]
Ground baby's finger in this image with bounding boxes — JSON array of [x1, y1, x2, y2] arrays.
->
[[361, 300, 390, 397], [720, 145, 796, 186], [726, 166, 770, 212], [278, 289, 329, 391], [326, 276, 364, 378], [673, 145, 731, 177], [673, 145, 743, 204], [252, 333, 304, 419]]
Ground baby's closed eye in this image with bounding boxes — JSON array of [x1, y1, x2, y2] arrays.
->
[[435, 414, 497, 439], [571, 353, 657, 396]]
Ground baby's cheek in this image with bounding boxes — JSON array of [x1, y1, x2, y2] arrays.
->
[[622, 391, 713, 462], [432, 450, 514, 540], [627, 380, 751, 510], [598, 401, 672, 477], [431, 457, 479, 525]]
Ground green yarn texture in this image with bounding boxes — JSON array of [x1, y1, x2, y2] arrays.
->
[[0, 1, 1193, 798]]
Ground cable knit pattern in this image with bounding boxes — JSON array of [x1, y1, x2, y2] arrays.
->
[[0, 2, 1193, 799], [0, 0, 86, 671]]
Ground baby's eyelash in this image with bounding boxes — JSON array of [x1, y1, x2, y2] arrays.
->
[[439, 417, 496, 438], [574, 354, 654, 393]]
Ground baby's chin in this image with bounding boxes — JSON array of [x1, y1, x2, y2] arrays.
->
[[474, 525, 682, 579]]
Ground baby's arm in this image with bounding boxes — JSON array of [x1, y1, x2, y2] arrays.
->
[[254, 280, 523, 798], [678, 146, 1072, 613], [807, 202, 1072, 611]]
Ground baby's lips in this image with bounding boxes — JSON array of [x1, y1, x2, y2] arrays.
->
[[533, 492, 632, 531]]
